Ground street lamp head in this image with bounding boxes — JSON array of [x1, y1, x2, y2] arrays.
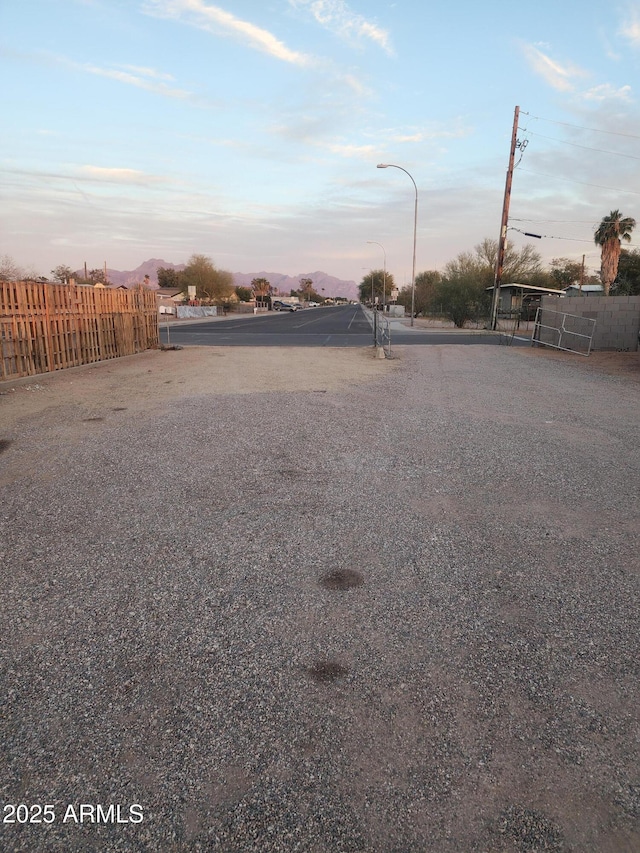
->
[[376, 164, 389, 169]]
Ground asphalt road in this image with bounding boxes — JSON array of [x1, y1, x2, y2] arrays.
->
[[159, 304, 529, 347]]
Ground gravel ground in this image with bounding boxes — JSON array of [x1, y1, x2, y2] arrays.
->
[[0, 344, 639, 852]]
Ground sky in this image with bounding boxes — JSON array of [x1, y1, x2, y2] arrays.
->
[[1, 0, 640, 286]]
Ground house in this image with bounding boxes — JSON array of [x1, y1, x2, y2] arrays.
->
[[156, 287, 185, 315], [486, 283, 565, 315], [564, 284, 604, 296]]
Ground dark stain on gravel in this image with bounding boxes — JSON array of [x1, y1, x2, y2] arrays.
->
[[497, 804, 566, 852], [306, 659, 349, 683], [82, 416, 104, 422], [111, 407, 127, 411], [0, 439, 12, 454], [320, 568, 364, 590]]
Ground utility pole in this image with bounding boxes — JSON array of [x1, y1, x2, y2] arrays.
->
[[580, 254, 585, 291], [490, 106, 520, 330]]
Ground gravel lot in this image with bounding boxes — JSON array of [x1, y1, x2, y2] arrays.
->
[[1, 344, 639, 852]]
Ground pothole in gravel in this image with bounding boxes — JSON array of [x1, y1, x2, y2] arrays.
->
[[306, 659, 349, 683], [0, 439, 12, 454], [319, 569, 364, 590], [497, 804, 565, 852]]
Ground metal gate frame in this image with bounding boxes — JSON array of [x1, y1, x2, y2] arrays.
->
[[532, 307, 596, 356], [373, 310, 391, 357]]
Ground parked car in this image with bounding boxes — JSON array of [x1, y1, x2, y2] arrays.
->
[[273, 301, 298, 312]]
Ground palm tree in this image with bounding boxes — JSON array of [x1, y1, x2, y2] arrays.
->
[[251, 277, 271, 307], [594, 210, 636, 295]]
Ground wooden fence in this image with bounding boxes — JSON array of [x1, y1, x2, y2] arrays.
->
[[1, 281, 159, 380]]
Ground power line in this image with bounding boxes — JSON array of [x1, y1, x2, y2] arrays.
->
[[511, 217, 599, 224], [521, 111, 640, 141], [510, 225, 639, 250], [522, 129, 640, 161], [510, 226, 592, 244], [519, 167, 640, 197]]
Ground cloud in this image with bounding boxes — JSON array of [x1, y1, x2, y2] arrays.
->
[[521, 41, 634, 106], [521, 43, 587, 92], [143, 0, 314, 66], [118, 64, 176, 81], [324, 142, 377, 157], [40, 51, 195, 99], [583, 83, 633, 102], [290, 0, 393, 55], [387, 125, 472, 144], [78, 166, 166, 185], [0, 163, 171, 197], [340, 73, 371, 97], [619, 5, 640, 45], [82, 62, 192, 97]]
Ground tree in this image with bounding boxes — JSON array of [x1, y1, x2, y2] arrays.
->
[[614, 248, 640, 295], [299, 278, 314, 302], [358, 269, 393, 304], [157, 267, 183, 289], [51, 264, 74, 284], [594, 210, 636, 295], [294, 282, 324, 303], [77, 268, 108, 285], [475, 237, 545, 285], [235, 286, 253, 302], [182, 254, 234, 302], [0, 255, 23, 281], [434, 251, 490, 327], [549, 258, 583, 290], [251, 277, 271, 307], [413, 270, 442, 316]]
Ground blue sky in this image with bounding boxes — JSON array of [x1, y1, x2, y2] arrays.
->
[[1, 0, 639, 284]]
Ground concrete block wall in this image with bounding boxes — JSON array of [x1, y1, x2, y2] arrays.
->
[[540, 295, 640, 351]]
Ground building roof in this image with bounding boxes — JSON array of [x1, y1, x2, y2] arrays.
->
[[564, 284, 603, 293], [486, 283, 565, 295]]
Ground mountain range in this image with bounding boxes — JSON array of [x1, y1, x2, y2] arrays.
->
[[96, 259, 358, 300]]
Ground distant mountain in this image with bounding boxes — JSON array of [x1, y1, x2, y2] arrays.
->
[[86, 260, 357, 299], [78, 259, 184, 289], [231, 270, 357, 300]]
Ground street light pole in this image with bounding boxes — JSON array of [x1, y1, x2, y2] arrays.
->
[[366, 241, 386, 309], [377, 164, 418, 327], [362, 266, 376, 346]]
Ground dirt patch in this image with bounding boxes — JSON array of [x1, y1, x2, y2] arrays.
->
[[0, 345, 396, 432], [319, 569, 365, 590], [515, 346, 640, 381]]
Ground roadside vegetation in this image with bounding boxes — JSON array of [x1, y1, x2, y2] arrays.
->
[[357, 209, 637, 327], [1, 211, 636, 324]]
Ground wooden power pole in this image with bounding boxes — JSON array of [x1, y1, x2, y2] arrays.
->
[[490, 105, 520, 330]]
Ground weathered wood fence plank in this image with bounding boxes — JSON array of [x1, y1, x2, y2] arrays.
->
[[0, 281, 159, 380]]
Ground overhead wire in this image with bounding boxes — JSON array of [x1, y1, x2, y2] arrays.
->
[[510, 111, 639, 250], [522, 130, 640, 161], [520, 111, 640, 141], [518, 167, 640, 196]]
